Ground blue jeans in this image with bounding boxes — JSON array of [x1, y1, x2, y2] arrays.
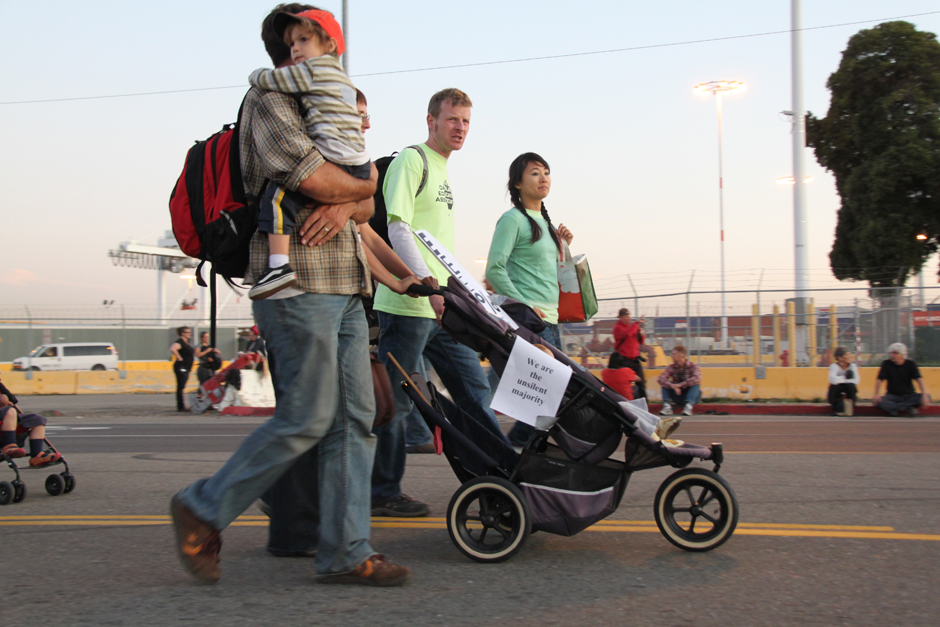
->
[[877, 392, 922, 414], [372, 312, 507, 501], [507, 322, 561, 446], [177, 293, 376, 575], [402, 358, 436, 447], [662, 384, 702, 407]]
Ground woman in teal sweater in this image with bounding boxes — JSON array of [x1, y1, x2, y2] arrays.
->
[[486, 152, 573, 445], [486, 152, 573, 347]]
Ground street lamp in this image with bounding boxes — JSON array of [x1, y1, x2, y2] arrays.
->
[[695, 80, 745, 350]]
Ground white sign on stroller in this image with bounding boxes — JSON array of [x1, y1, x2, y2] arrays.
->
[[414, 229, 518, 329], [490, 336, 572, 426]]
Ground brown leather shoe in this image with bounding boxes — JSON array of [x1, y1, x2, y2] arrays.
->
[[317, 554, 411, 587], [170, 494, 222, 584]]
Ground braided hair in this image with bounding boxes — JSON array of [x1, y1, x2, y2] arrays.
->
[[507, 152, 561, 250]]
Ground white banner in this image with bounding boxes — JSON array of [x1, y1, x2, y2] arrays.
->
[[414, 229, 518, 329], [490, 336, 572, 426]]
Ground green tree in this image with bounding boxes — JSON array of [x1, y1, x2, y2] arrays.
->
[[807, 21, 940, 290]]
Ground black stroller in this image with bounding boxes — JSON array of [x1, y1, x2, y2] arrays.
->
[[396, 280, 738, 563]]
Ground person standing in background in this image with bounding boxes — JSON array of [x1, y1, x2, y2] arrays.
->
[[170, 327, 194, 412]]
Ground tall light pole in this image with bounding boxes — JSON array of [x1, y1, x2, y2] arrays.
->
[[695, 80, 745, 350]]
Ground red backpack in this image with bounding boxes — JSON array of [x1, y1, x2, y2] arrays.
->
[[168, 98, 256, 284]]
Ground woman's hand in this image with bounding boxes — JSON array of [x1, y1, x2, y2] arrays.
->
[[533, 306, 547, 319], [393, 275, 422, 297], [557, 223, 573, 245]]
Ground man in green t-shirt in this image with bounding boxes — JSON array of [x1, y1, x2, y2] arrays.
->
[[371, 88, 510, 518]]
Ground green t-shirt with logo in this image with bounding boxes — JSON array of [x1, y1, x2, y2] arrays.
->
[[374, 144, 454, 319]]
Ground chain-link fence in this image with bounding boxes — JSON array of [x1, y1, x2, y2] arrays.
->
[[562, 285, 940, 368], [5, 283, 940, 366]]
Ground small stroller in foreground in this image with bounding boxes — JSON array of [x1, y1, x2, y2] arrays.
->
[[0, 414, 75, 506], [397, 280, 738, 563]]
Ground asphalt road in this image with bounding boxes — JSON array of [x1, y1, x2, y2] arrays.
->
[[2, 394, 938, 627]]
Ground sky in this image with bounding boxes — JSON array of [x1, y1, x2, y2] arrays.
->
[[2, 0, 939, 321]]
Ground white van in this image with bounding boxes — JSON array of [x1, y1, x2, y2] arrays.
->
[[12, 343, 119, 372]]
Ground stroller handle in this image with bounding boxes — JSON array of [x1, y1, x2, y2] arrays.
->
[[406, 284, 444, 297]]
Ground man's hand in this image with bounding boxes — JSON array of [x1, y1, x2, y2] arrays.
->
[[637, 317, 645, 327], [394, 275, 422, 297], [420, 276, 440, 289], [923, 393, 931, 408], [299, 203, 357, 246], [872, 395, 881, 406], [430, 294, 445, 324]]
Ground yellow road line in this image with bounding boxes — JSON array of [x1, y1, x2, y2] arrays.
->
[[1, 515, 931, 540], [0, 515, 893, 532]]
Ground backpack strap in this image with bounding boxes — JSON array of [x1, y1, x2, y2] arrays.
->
[[405, 145, 429, 197]]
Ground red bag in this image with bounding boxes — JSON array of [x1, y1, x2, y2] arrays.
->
[[168, 96, 256, 282]]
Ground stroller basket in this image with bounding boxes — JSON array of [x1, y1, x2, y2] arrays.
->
[[514, 443, 628, 536]]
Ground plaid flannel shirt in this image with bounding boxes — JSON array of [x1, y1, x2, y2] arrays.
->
[[239, 87, 371, 296], [657, 360, 702, 388]]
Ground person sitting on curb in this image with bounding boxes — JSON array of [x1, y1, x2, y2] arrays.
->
[[827, 346, 859, 416], [657, 345, 701, 418], [872, 342, 930, 417], [0, 378, 61, 466]]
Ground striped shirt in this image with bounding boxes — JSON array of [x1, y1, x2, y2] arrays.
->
[[248, 56, 368, 167], [238, 87, 370, 296]]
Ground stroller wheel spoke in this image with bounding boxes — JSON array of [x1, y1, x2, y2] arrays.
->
[[700, 511, 719, 525], [697, 486, 714, 507], [478, 527, 489, 543], [492, 523, 511, 539], [683, 487, 697, 506], [687, 515, 697, 533]]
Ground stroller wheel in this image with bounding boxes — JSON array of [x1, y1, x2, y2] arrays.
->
[[654, 468, 738, 552], [45, 473, 65, 497], [447, 476, 532, 563], [0, 481, 12, 505], [12, 480, 26, 503], [63, 473, 76, 494]]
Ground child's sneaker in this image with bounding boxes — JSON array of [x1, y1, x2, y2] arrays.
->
[[249, 264, 297, 301], [29, 451, 61, 467], [1, 443, 27, 459]]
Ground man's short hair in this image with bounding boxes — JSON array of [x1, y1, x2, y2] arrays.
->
[[888, 342, 908, 357], [428, 88, 472, 118], [833, 346, 848, 359], [672, 345, 687, 356], [618, 308, 630, 317], [356, 88, 367, 106], [261, 3, 316, 66], [177, 326, 190, 336]]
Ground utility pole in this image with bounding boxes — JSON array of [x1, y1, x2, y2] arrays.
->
[[791, 0, 811, 365], [341, 0, 350, 73]]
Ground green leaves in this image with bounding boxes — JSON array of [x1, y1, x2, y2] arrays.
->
[[808, 21, 940, 290]]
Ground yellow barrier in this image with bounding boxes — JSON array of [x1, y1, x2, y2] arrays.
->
[[4, 370, 199, 395], [4, 362, 940, 400], [637, 367, 940, 401]]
